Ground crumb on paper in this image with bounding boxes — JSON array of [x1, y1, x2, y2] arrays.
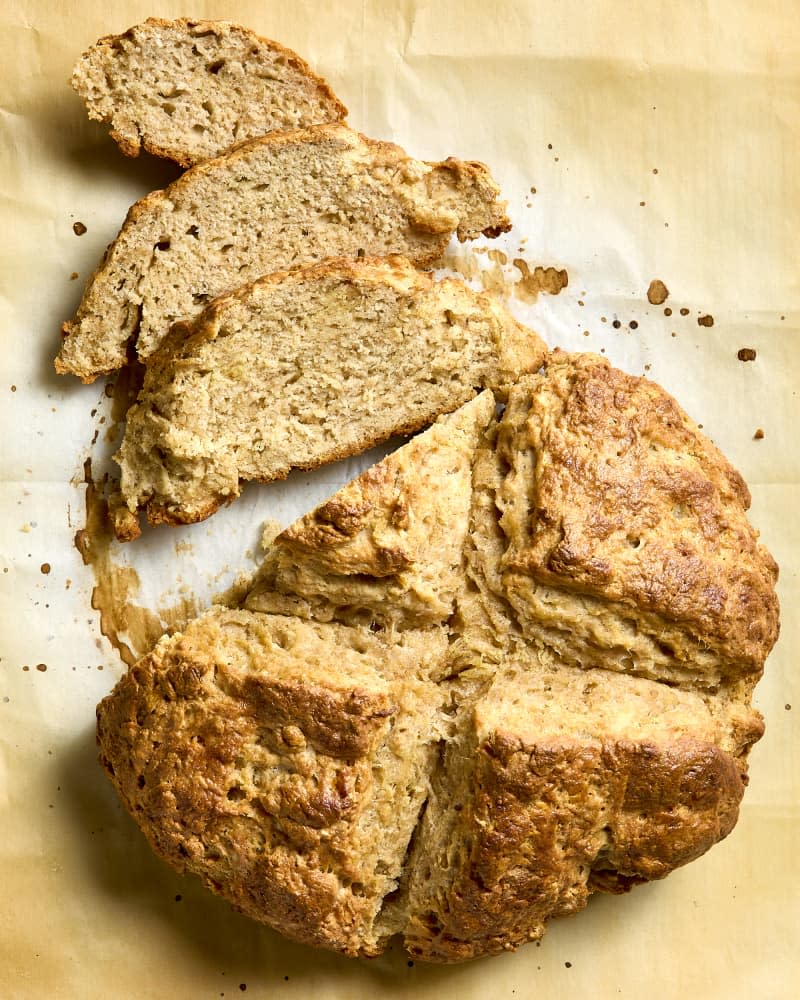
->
[[737, 347, 757, 361], [70, 271, 79, 280], [680, 307, 690, 316], [697, 314, 714, 327], [754, 428, 765, 440], [647, 279, 669, 305], [72, 221, 87, 236], [260, 519, 283, 550]]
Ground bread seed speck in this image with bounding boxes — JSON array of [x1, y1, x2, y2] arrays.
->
[[73, 221, 87, 236], [737, 348, 757, 362]]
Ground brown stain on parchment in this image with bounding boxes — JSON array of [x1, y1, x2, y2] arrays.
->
[[512, 260, 569, 303], [75, 460, 198, 667], [647, 279, 669, 305]]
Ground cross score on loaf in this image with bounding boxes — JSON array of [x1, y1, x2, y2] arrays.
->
[[96, 354, 779, 962]]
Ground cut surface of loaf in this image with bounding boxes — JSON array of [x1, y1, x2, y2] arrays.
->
[[112, 258, 545, 540], [55, 123, 511, 382], [72, 18, 348, 167], [96, 607, 449, 957], [96, 356, 780, 963], [245, 389, 497, 628]]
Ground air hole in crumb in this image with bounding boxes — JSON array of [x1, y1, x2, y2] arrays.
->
[[155, 239, 171, 251], [627, 537, 641, 548], [227, 786, 246, 802], [208, 60, 225, 74]]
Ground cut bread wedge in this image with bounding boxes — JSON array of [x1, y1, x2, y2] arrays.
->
[[55, 124, 511, 382], [112, 256, 546, 541], [71, 18, 348, 167]]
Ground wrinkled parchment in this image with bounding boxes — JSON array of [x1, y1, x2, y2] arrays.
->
[[1, 1, 798, 996]]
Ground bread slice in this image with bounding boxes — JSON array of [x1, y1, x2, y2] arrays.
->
[[112, 257, 545, 540], [96, 606, 449, 957], [245, 389, 497, 629], [488, 351, 780, 687], [71, 18, 348, 167], [55, 124, 511, 382], [401, 651, 755, 962]]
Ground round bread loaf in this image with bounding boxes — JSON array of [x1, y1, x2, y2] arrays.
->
[[96, 354, 779, 961]]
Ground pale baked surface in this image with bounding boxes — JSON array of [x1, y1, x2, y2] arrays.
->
[[96, 354, 780, 962], [55, 123, 511, 382], [245, 389, 497, 628], [71, 18, 348, 167], [113, 258, 543, 540]]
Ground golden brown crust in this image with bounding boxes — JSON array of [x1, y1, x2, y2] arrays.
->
[[496, 351, 780, 676]]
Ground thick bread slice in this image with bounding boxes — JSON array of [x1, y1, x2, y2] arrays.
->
[[112, 257, 545, 540], [401, 651, 757, 962], [55, 124, 511, 382], [72, 18, 347, 167], [245, 390, 497, 629], [488, 351, 780, 687], [96, 607, 448, 957]]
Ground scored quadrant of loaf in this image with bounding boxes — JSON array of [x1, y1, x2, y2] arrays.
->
[[55, 123, 511, 382], [484, 351, 780, 688], [245, 389, 498, 628], [71, 18, 348, 167], [95, 607, 449, 957], [113, 257, 544, 540]]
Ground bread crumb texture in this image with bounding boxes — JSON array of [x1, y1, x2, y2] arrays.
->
[[97, 352, 779, 962], [112, 257, 545, 539], [71, 17, 348, 166], [55, 124, 510, 382]]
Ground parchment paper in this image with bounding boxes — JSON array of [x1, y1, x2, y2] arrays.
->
[[1, 1, 798, 997]]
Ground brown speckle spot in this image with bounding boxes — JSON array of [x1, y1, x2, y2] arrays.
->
[[174, 894, 182, 902], [72, 221, 87, 236], [612, 319, 621, 329], [600, 316, 607, 323], [786, 703, 792, 710], [10, 385, 16, 392], [36, 663, 47, 672], [630, 320, 639, 330], [664, 307, 673, 317], [40, 563, 51, 575], [639, 200, 646, 207], [547, 143, 553, 149], [647, 279, 669, 305], [652, 167, 659, 174], [239, 987, 247, 993], [530, 186, 537, 194], [70, 271, 79, 280], [753, 428, 765, 440], [679, 307, 690, 316], [22, 665, 29, 672], [565, 961, 573, 968], [737, 347, 757, 362], [697, 314, 714, 327]]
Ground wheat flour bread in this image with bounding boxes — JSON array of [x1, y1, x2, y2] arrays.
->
[[95, 353, 780, 962], [95, 607, 449, 957], [112, 258, 544, 540], [71, 18, 348, 167], [245, 389, 496, 627], [55, 123, 511, 382]]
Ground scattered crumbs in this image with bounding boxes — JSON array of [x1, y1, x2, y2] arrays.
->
[[65, 579, 72, 589], [639, 201, 646, 207], [72, 221, 87, 236], [36, 663, 47, 672], [104, 382, 116, 398], [547, 143, 553, 149], [671, 331, 677, 337], [754, 428, 765, 440], [698, 423, 703, 429], [647, 279, 669, 305], [22, 665, 30, 672], [600, 316, 607, 323], [565, 961, 573, 968], [612, 320, 621, 329], [239, 986, 247, 993], [174, 894, 182, 902], [284, 975, 290, 981], [644, 364, 651, 371], [780, 315, 785, 321], [487, 248, 508, 266], [664, 307, 672, 316], [697, 314, 714, 327], [554, 156, 559, 162], [530, 186, 536, 194], [578, 299, 584, 307], [737, 347, 757, 362], [630, 320, 639, 330], [652, 167, 659, 174], [10, 385, 16, 392], [407, 960, 414, 967], [786, 704, 792, 711], [679, 307, 690, 316], [40, 563, 51, 575], [583, 330, 590, 337], [70, 271, 79, 281]]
